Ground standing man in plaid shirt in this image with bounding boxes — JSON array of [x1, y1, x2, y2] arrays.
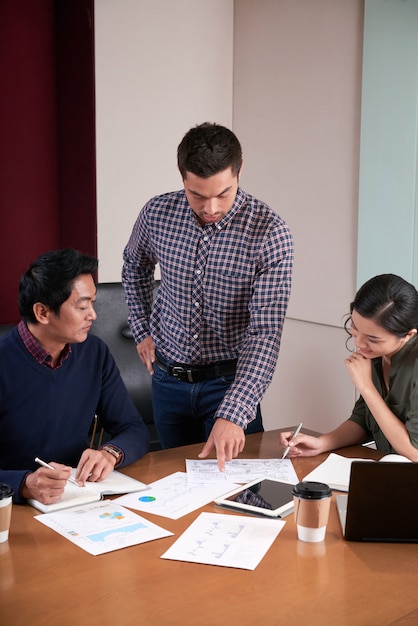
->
[[122, 122, 294, 470]]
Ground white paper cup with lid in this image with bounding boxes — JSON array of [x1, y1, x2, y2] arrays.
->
[[292, 481, 332, 542], [0, 484, 14, 543]]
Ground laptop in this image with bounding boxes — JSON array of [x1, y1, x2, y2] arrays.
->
[[336, 461, 418, 542]]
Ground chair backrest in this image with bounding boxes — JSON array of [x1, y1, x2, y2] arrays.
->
[[0, 324, 14, 339], [90, 281, 161, 451]]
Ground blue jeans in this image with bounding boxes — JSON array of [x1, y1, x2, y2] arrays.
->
[[152, 363, 263, 449]]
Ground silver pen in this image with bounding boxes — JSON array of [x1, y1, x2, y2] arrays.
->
[[34, 457, 80, 486], [281, 422, 303, 459]]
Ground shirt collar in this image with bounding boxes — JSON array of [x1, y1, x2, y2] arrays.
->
[[18, 320, 71, 369], [189, 187, 246, 232], [216, 187, 246, 230]]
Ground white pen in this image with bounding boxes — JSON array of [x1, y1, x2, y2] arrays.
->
[[281, 422, 303, 460], [34, 457, 80, 487]]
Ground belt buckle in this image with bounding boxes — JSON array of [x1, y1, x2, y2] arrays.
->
[[171, 366, 194, 383]]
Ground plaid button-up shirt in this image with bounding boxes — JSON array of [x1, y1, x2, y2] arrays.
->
[[122, 187, 294, 428]]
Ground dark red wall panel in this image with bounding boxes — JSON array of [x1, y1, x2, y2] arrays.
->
[[0, 0, 60, 323], [0, 0, 96, 324], [56, 0, 97, 256]]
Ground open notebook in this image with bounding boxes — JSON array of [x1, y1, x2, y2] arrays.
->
[[302, 452, 411, 491], [336, 460, 418, 542], [28, 469, 148, 513]]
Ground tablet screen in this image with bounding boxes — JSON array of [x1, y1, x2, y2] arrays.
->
[[223, 479, 295, 511]]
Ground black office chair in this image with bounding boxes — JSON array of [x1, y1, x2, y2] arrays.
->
[[0, 324, 14, 338], [90, 281, 161, 451]]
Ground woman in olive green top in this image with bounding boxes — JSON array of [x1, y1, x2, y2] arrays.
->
[[280, 274, 418, 461]]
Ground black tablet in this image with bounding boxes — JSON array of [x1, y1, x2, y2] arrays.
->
[[214, 477, 295, 518]]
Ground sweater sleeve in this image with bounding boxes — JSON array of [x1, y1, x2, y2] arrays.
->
[[0, 470, 30, 504]]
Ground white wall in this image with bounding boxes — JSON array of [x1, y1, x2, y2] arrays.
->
[[94, 0, 364, 433], [264, 319, 355, 433], [95, 0, 234, 280]]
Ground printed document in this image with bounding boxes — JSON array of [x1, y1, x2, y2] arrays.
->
[[35, 501, 172, 556], [185, 458, 298, 485], [114, 472, 239, 519], [161, 512, 285, 570]]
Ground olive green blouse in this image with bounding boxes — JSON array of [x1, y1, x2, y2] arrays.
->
[[348, 335, 418, 453]]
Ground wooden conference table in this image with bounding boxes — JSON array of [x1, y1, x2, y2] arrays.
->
[[1, 429, 418, 626]]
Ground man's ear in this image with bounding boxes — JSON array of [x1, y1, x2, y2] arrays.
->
[[32, 302, 51, 325], [237, 160, 244, 183]]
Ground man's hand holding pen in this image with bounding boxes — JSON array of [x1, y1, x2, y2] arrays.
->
[[20, 447, 119, 504], [20, 462, 73, 504]]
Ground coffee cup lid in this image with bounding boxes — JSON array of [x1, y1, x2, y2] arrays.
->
[[0, 484, 13, 499], [292, 481, 331, 499]]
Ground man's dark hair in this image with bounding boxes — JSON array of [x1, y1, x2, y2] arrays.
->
[[177, 122, 243, 179], [18, 248, 98, 323]]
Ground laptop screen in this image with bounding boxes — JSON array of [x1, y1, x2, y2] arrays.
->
[[343, 461, 418, 542]]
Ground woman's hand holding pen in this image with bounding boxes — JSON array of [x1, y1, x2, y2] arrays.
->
[[279, 430, 323, 458], [20, 462, 72, 504]]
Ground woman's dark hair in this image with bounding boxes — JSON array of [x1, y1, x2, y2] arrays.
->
[[18, 248, 98, 323], [344, 274, 418, 341], [177, 122, 243, 179]]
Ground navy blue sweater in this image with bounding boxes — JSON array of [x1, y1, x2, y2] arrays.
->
[[0, 328, 149, 502]]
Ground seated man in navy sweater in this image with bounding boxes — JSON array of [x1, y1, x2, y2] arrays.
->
[[0, 248, 149, 504]]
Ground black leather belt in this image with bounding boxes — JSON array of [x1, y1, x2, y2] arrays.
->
[[155, 357, 237, 383]]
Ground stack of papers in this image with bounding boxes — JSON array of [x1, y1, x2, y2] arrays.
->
[[34, 457, 299, 568], [114, 459, 299, 519]]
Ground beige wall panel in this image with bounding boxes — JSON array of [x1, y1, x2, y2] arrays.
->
[[262, 318, 356, 434], [234, 0, 363, 327], [95, 0, 234, 281]]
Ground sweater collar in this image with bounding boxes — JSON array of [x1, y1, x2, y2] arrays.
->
[[18, 320, 71, 369]]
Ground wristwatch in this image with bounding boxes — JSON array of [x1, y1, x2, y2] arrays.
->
[[100, 445, 123, 466]]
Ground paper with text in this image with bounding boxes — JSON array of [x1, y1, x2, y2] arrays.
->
[[161, 512, 285, 570], [113, 472, 239, 519], [35, 501, 172, 555], [185, 458, 299, 485]]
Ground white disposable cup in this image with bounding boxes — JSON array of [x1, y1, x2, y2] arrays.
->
[[296, 524, 327, 543], [292, 481, 332, 543], [0, 484, 13, 543]]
